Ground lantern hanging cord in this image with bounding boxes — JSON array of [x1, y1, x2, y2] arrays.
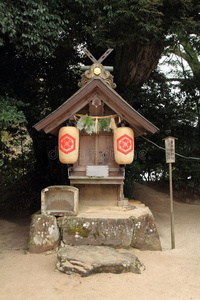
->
[[141, 136, 200, 161]]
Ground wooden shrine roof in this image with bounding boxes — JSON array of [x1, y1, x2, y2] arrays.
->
[[34, 78, 159, 137]]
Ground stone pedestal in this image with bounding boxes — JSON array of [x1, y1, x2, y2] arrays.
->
[[28, 202, 161, 253]]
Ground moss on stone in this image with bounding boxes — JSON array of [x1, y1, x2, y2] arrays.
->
[[103, 232, 107, 238], [67, 221, 90, 238], [93, 230, 100, 239]]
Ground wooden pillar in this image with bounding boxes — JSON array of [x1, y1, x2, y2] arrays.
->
[[95, 134, 98, 165], [169, 162, 175, 249]]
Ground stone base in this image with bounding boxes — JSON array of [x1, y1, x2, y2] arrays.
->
[[57, 245, 144, 277], [28, 201, 162, 253], [130, 214, 162, 251], [62, 217, 133, 247]]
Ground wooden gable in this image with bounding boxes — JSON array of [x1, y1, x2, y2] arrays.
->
[[34, 78, 158, 137]]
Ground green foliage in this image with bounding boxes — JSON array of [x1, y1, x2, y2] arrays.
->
[[121, 68, 200, 194], [1, 144, 35, 184], [64, 0, 198, 47], [0, 97, 27, 127], [98, 118, 111, 132], [76, 115, 95, 135], [0, 0, 71, 57], [76, 116, 111, 134], [0, 96, 28, 167], [0, 0, 198, 56], [76, 115, 87, 131]]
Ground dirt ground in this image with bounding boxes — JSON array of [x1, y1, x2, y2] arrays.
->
[[0, 183, 200, 300]]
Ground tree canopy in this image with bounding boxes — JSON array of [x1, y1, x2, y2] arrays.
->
[[1, 0, 199, 85], [0, 0, 200, 212]]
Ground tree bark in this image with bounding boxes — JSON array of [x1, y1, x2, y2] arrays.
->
[[115, 42, 164, 87]]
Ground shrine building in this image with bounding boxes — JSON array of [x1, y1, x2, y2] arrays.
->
[[34, 49, 158, 211]]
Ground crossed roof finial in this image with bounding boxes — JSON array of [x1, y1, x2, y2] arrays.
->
[[78, 48, 116, 89], [83, 48, 113, 64]]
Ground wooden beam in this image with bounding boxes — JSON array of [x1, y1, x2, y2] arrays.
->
[[94, 80, 158, 134], [82, 49, 97, 63], [97, 49, 113, 63], [34, 84, 98, 133]]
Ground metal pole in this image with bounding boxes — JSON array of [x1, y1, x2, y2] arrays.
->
[[169, 162, 175, 249]]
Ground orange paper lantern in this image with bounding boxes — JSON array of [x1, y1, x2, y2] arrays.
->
[[113, 127, 134, 164], [58, 126, 79, 164]]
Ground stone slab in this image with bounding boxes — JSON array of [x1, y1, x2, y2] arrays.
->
[[62, 217, 133, 247], [57, 245, 144, 277], [29, 214, 60, 253]]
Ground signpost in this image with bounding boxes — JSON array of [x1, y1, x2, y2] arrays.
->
[[163, 136, 177, 249]]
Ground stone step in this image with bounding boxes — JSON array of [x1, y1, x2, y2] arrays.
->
[[57, 245, 145, 277]]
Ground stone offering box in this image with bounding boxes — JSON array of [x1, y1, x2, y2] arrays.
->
[[41, 186, 79, 216]]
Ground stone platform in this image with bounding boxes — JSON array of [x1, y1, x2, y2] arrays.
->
[[28, 201, 162, 253]]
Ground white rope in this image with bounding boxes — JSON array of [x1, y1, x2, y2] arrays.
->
[[141, 136, 200, 161]]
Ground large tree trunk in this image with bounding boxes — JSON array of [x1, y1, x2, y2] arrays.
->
[[114, 42, 164, 87]]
